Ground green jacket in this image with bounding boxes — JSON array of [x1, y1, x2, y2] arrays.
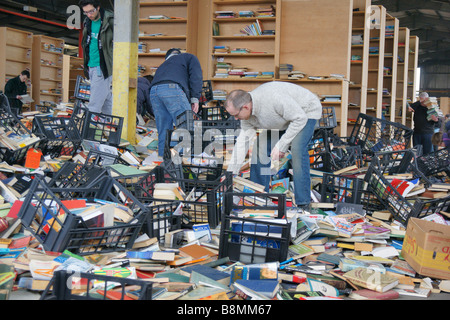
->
[[81, 8, 114, 79]]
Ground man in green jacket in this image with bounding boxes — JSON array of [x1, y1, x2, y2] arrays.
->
[[79, 0, 114, 115]]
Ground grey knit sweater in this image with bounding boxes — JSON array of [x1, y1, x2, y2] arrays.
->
[[227, 81, 322, 174]]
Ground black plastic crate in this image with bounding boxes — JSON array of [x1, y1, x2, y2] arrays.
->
[[41, 270, 153, 300], [143, 201, 182, 243], [364, 157, 450, 226], [82, 111, 124, 146], [32, 116, 82, 158], [47, 160, 108, 191], [0, 94, 42, 164], [219, 200, 290, 264], [116, 165, 233, 228], [348, 113, 413, 155], [18, 176, 148, 255], [224, 192, 287, 219], [70, 101, 88, 135], [176, 110, 240, 134], [315, 106, 337, 130], [320, 173, 364, 204], [74, 75, 91, 101], [164, 129, 226, 169], [416, 146, 450, 178], [85, 149, 129, 166]]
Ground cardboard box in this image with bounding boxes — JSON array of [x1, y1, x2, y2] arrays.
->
[[401, 218, 450, 280]]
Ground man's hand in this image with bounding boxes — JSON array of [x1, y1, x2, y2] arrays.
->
[[16, 95, 22, 100], [271, 146, 285, 161], [408, 106, 414, 112], [430, 114, 438, 122], [191, 102, 199, 113]]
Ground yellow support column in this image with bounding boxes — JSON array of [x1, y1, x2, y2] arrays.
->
[[112, 0, 139, 145]]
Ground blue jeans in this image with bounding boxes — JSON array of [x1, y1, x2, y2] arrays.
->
[[413, 132, 433, 155], [150, 83, 191, 157], [250, 119, 317, 206]]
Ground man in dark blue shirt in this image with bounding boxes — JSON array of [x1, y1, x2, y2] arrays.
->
[[408, 92, 438, 154], [150, 48, 203, 157]]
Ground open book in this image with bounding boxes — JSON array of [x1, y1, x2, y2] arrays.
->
[[19, 94, 34, 104]]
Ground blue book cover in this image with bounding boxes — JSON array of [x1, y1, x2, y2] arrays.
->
[[234, 279, 279, 298]]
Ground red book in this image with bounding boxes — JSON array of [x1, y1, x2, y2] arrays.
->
[[349, 289, 399, 300]]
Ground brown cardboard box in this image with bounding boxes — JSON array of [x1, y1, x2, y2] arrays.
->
[[402, 218, 450, 280]]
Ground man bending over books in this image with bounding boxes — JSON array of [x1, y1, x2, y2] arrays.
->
[[225, 81, 322, 211]]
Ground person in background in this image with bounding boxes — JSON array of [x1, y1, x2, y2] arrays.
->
[[137, 75, 153, 118], [150, 48, 203, 157], [225, 81, 322, 211], [4, 70, 30, 114], [79, 0, 114, 115], [443, 118, 450, 148], [408, 92, 438, 154]]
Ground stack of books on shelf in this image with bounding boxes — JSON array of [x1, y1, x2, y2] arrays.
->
[[148, 15, 170, 19], [256, 71, 274, 79], [383, 67, 392, 76], [255, 5, 275, 17], [238, 10, 254, 17], [369, 47, 379, 55], [288, 70, 306, 80], [138, 42, 147, 54], [230, 48, 251, 54], [352, 34, 363, 45], [279, 63, 293, 80], [351, 55, 362, 62], [385, 25, 394, 37], [214, 61, 232, 78], [214, 46, 230, 54], [244, 71, 260, 78], [228, 68, 247, 79], [320, 95, 341, 103], [215, 11, 235, 18], [213, 89, 227, 101]]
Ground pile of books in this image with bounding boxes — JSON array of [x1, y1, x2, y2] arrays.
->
[[279, 63, 293, 79], [238, 10, 254, 17], [0, 128, 40, 151], [240, 20, 264, 36], [213, 46, 230, 54]]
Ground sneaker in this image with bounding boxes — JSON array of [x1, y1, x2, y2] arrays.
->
[[297, 203, 311, 213]]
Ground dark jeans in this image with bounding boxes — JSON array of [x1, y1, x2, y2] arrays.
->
[[413, 132, 433, 155]]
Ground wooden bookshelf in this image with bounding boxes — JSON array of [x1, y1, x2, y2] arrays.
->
[[395, 27, 410, 125], [138, 1, 199, 76], [208, 0, 280, 94], [383, 14, 399, 122], [348, 0, 371, 136], [0, 27, 33, 111], [406, 35, 419, 129], [365, 5, 386, 120], [31, 35, 64, 107], [62, 55, 84, 102]]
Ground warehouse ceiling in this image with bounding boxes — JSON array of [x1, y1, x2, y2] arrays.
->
[[0, 0, 448, 65], [0, 0, 114, 55], [373, 0, 450, 66]]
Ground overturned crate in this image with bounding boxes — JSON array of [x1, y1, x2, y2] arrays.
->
[[364, 156, 450, 226], [416, 146, 450, 181], [114, 165, 233, 229], [18, 176, 148, 255], [347, 113, 413, 156], [32, 116, 82, 158], [82, 111, 124, 146], [41, 270, 153, 300], [219, 192, 291, 264]]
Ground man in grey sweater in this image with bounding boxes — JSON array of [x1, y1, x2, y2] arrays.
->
[[225, 81, 322, 209]]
